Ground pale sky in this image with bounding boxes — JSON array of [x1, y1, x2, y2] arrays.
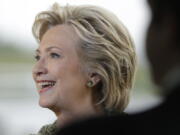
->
[[0, 0, 151, 61]]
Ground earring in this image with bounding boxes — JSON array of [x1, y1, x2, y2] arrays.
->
[[87, 81, 94, 87]]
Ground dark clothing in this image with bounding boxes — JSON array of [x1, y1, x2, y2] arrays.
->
[[57, 85, 180, 135]]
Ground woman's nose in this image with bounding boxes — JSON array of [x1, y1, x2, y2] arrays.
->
[[33, 60, 48, 76]]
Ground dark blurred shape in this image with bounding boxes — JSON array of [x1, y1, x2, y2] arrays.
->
[[146, 0, 180, 88], [54, 0, 180, 134]]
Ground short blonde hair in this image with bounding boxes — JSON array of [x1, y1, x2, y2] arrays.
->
[[32, 3, 137, 113]]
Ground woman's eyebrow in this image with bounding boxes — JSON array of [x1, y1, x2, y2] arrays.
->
[[46, 46, 63, 52], [35, 46, 63, 53]]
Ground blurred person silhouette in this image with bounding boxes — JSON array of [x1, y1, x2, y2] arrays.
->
[[30, 3, 137, 135], [55, 0, 180, 134]]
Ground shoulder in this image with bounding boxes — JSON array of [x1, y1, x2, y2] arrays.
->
[[30, 121, 58, 135]]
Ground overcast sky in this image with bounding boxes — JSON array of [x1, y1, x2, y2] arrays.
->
[[0, 0, 150, 60]]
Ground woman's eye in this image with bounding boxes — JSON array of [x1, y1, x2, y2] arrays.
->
[[50, 53, 60, 58], [34, 55, 40, 61]]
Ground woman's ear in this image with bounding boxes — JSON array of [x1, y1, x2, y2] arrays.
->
[[87, 72, 101, 87]]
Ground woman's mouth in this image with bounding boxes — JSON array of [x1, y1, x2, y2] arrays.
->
[[37, 80, 56, 94]]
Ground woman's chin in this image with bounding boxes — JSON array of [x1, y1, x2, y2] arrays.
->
[[39, 98, 54, 108]]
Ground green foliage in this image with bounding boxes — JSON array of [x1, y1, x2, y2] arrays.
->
[[133, 67, 160, 95], [0, 44, 34, 64]]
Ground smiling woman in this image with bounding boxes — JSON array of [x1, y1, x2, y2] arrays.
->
[[31, 2, 137, 135]]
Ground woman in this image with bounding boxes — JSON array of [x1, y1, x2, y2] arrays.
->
[[31, 3, 137, 135]]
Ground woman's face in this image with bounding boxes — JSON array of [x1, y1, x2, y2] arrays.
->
[[32, 25, 92, 113]]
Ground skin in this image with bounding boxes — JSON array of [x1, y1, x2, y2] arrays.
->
[[32, 24, 103, 127]]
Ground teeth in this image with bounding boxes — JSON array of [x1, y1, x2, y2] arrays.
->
[[38, 81, 56, 88]]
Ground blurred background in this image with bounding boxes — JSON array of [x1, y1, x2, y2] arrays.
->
[[0, 0, 162, 135]]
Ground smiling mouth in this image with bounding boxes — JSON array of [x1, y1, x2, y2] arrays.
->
[[37, 80, 56, 93]]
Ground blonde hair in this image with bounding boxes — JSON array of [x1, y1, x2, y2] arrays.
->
[[32, 3, 137, 113]]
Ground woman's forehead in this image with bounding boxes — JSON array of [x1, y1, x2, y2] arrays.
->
[[40, 25, 80, 47]]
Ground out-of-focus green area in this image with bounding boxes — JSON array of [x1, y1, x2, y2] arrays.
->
[[0, 40, 35, 99], [134, 67, 159, 94], [0, 45, 34, 64]]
